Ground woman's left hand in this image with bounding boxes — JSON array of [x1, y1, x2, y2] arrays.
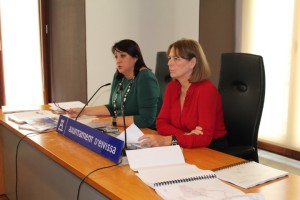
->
[[138, 135, 172, 147], [184, 126, 203, 135]]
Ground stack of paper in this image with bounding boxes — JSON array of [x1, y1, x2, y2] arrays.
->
[[20, 117, 58, 132], [7, 110, 59, 132], [126, 145, 185, 171], [126, 146, 264, 200], [8, 110, 58, 124]]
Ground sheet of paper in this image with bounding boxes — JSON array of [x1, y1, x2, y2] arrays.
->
[[117, 123, 144, 143], [126, 145, 185, 171], [137, 164, 210, 188], [155, 179, 254, 200]]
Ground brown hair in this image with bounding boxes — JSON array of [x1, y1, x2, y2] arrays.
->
[[167, 39, 211, 82]]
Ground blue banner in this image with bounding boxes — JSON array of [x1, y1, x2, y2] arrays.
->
[[56, 115, 124, 163]]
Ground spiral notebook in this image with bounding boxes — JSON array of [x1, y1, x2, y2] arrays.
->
[[136, 164, 215, 189], [137, 164, 264, 200], [214, 161, 288, 189]]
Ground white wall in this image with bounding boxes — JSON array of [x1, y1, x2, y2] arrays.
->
[[86, 0, 199, 105]]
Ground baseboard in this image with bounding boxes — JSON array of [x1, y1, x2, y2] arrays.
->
[[258, 141, 300, 161]]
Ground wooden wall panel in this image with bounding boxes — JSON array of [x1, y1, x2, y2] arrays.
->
[[199, 0, 236, 86], [47, 0, 87, 103]]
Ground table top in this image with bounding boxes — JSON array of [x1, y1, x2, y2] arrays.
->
[[1, 108, 299, 200]]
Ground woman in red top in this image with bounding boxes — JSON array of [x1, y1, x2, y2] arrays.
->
[[139, 39, 227, 148]]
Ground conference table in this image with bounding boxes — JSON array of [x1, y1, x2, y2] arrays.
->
[[0, 107, 300, 200]]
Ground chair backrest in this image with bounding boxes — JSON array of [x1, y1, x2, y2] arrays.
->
[[155, 52, 171, 97], [218, 53, 265, 149]]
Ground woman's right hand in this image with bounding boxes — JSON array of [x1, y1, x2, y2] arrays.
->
[[67, 108, 82, 118], [184, 126, 203, 135]]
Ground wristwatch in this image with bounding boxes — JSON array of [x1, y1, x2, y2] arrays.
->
[[171, 135, 178, 146], [112, 116, 117, 126]]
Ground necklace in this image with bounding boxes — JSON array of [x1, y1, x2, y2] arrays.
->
[[113, 77, 135, 118]]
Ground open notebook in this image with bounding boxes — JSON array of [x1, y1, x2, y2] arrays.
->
[[154, 176, 264, 200], [214, 161, 288, 189]]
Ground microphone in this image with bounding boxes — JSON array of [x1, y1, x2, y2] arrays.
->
[[120, 86, 136, 153], [121, 91, 137, 152], [119, 84, 128, 150], [75, 83, 111, 120]]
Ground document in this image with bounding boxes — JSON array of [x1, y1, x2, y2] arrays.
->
[[126, 145, 185, 171], [214, 161, 288, 189], [19, 117, 58, 132], [137, 164, 214, 188], [8, 110, 59, 124], [117, 123, 144, 145], [127, 146, 264, 200], [155, 180, 264, 200]]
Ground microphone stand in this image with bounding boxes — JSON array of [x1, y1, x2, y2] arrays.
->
[[121, 86, 137, 156], [120, 85, 128, 155], [75, 83, 111, 121], [122, 103, 128, 150]]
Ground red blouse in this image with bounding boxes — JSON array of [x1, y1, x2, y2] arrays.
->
[[156, 80, 227, 148]]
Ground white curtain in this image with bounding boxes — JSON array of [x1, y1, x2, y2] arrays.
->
[[236, 0, 300, 151], [287, 0, 300, 146]]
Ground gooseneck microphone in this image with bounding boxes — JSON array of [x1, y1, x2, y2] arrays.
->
[[121, 92, 137, 151], [120, 86, 135, 152], [75, 83, 111, 120]]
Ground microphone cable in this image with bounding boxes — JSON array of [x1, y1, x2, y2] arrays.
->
[[76, 159, 122, 200], [15, 132, 47, 200]]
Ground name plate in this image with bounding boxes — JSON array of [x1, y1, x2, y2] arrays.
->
[[56, 115, 124, 163]]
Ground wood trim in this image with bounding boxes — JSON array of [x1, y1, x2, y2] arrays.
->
[[258, 140, 300, 161], [0, 14, 5, 106], [39, 0, 51, 104], [0, 16, 7, 197], [0, 12, 7, 196], [0, 135, 5, 195]]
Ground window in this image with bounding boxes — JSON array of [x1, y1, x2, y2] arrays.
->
[[237, 0, 300, 151], [0, 0, 44, 106]]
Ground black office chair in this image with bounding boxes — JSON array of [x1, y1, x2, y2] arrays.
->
[[216, 53, 265, 162], [155, 52, 171, 97]]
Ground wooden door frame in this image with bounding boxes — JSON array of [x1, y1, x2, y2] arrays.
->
[[39, 0, 51, 104], [0, 13, 5, 106]]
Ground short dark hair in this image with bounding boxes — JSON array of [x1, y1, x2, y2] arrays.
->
[[112, 39, 147, 79]]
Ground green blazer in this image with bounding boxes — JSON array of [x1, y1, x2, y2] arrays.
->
[[105, 69, 162, 130]]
